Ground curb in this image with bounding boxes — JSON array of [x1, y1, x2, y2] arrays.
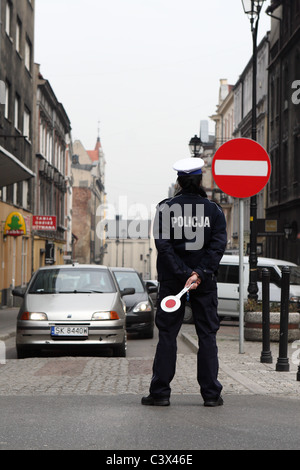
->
[[0, 331, 15, 342], [181, 332, 198, 353]]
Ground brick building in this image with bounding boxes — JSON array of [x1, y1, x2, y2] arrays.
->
[[71, 138, 106, 264]]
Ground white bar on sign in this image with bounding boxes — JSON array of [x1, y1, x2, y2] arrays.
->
[[214, 160, 268, 176]]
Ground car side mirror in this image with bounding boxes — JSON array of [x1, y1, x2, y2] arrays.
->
[[121, 288, 135, 296], [12, 288, 25, 298], [147, 285, 158, 293]]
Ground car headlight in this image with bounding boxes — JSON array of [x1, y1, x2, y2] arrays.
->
[[20, 312, 48, 321], [92, 311, 120, 320], [133, 301, 152, 313]]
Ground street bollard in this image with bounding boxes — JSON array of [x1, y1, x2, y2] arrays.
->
[[275, 266, 290, 372], [0, 341, 6, 365], [260, 268, 272, 363]]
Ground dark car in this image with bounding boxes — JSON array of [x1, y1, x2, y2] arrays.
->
[[111, 267, 157, 338]]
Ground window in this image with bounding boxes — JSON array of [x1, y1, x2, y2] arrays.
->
[[113, 271, 145, 293], [294, 135, 299, 181], [25, 37, 32, 72], [4, 81, 10, 119], [217, 265, 239, 284], [257, 267, 281, 287], [289, 266, 300, 286], [39, 121, 46, 156], [21, 238, 28, 287], [23, 107, 31, 140], [16, 18, 22, 54], [17, 181, 23, 206], [29, 268, 116, 294], [23, 180, 29, 210], [5, 1, 12, 37], [14, 94, 20, 130]]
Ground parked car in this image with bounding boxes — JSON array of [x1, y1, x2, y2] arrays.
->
[[111, 268, 157, 338], [217, 255, 300, 318], [13, 264, 134, 358], [183, 255, 300, 322]]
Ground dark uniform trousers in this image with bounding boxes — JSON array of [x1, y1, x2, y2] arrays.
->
[[149, 278, 222, 401]]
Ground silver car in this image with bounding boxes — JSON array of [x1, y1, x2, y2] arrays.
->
[[13, 264, 134, 358]]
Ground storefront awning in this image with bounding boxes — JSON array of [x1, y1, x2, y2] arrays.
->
[[0, 145, 35, 187]]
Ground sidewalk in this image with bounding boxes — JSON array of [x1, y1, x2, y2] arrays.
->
[[0, 307, 18, 341], [182, 322, 300, 398], [0, 308, 299, 399]]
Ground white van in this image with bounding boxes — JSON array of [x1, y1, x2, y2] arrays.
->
[[217, 255, 300, 318]]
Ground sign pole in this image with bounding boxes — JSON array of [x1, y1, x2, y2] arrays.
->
[[239, 198, 244, 354]]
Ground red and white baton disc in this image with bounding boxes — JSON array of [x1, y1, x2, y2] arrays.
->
[[161, 295, 181, 312], [160, 284, 194, 312]]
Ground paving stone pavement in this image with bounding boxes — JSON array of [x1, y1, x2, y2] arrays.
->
[[0, 318, 299, 398], [182, 324, 300, 398]]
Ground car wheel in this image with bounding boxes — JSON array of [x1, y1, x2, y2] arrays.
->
[[183, 304, 193, 324]]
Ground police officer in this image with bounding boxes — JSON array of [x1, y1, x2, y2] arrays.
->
[[142, 157, 227, 407]]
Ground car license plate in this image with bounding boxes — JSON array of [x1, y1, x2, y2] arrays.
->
[[51, 326, 88, 337]]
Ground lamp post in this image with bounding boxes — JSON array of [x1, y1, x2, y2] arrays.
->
[[241, 0, 266, 301], [188, 135, 203, 157]]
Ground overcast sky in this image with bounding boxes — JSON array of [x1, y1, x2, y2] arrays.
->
[[34, 0, 271, 218]]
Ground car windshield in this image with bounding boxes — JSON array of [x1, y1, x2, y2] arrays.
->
[[113, 271, 145, 293], [28, 268, 116, 294]]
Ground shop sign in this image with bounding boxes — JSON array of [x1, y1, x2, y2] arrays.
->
[[32, 215, 57, 231], [4, 212, 27, 237]]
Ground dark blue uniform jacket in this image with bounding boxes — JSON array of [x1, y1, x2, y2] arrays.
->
[[153, 189, 227, 284]]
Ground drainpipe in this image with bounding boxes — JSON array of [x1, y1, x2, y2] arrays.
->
[[0, 0, 2, 65], [0, 1, 4, 106]]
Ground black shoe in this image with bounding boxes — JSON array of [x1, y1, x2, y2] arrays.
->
[[203, 396, 224, 407], [141, 394, 170, 406]]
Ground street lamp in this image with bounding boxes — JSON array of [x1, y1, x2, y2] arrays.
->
[[188, 135, 203, 157], [241, 0, 266, 301], [242, 0, 265, 22]]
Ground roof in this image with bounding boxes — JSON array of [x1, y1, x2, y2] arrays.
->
[[37, 264, 109, 271], [87, 137, 101, 162]]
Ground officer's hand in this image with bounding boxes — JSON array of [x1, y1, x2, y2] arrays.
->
[[185, 272, 201, 290]]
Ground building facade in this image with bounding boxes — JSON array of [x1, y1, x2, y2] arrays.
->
[[103, 217, 156, 280], [0, 0, 35, 305], [266, 0, 300, 264], [232, 33, 270, 255], [32, 64, 72, 271], [210, 79, 234, 250]]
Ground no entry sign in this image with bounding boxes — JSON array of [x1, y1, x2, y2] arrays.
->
[[212, 138, 271, 198]]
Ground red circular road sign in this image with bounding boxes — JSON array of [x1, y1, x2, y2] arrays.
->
[[212, 138, 271, 198]]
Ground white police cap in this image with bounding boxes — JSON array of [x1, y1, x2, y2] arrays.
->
[[173, 157, 204, 176]]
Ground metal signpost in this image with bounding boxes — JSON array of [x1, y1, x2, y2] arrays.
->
[[212, 138, 271, 353]]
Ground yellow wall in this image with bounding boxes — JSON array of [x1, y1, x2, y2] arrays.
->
[[0, 201, 66, 305], [33, 237, 65, 272]]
